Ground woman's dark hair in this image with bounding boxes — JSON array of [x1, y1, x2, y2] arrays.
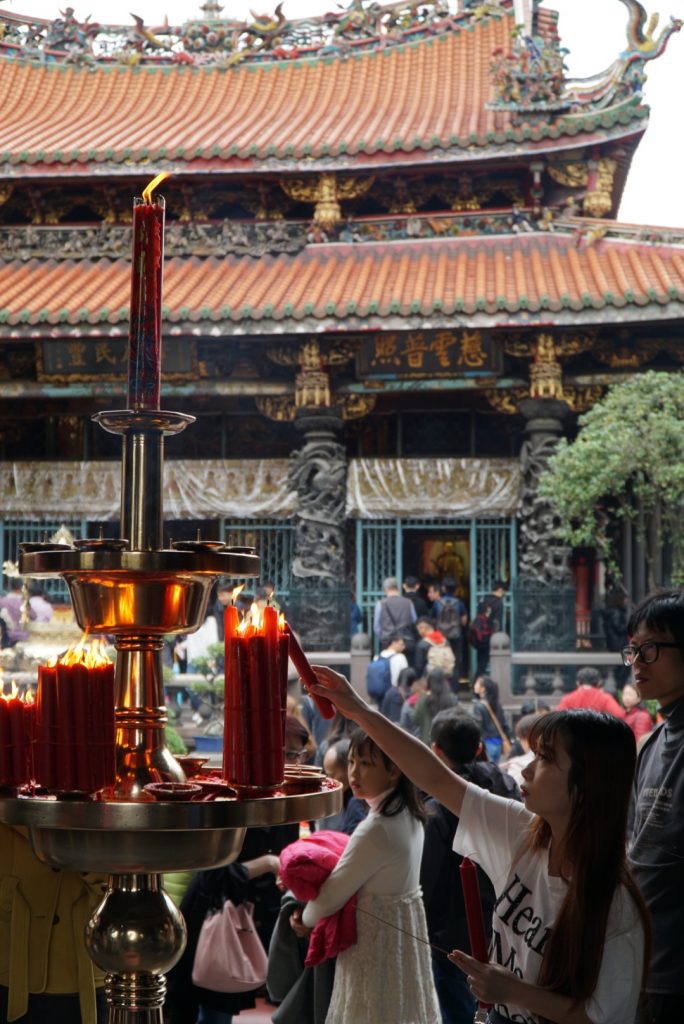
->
[[424, 668, 455, 718], [475, 675, 506, 723], [328, 738, 351, 773], [627, 587, 684, 647], [324, 710, 357, 746], [348, 727, 427, 823], [396, 666, 417, 694], [523, 710, 650, 1004]]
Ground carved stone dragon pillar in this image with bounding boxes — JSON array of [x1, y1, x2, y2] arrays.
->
[[287, 341, 349, 649]]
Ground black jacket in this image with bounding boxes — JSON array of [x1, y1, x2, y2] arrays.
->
[[420, 761, 520, 954]]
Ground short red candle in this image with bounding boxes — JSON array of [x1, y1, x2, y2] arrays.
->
[[0, 698, 11, 784], [223, 605, 285, 792], [8, 696, 28, 786], [128, 189, 165, 411], [35, 645, 115, 795], [286, 625, 335, 719]]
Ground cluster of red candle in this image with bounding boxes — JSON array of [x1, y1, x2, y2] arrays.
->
[[34, 639, 115, 794], [223, 603, 289, 792], [0, 681, 34, 789], [128, 171, 169, 412]]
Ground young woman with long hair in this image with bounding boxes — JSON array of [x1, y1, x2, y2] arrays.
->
[[294, 728, 440, 1024], [471, 675, 512, 763], [412, 667, 460, 744], [306, 668, 650, 1024]]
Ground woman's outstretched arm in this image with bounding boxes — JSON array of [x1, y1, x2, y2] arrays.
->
[[310, 665, 467, 818]]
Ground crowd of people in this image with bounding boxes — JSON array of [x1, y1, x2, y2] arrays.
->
[[369, 575, 505, 691], [1, 587, 683, 1024]]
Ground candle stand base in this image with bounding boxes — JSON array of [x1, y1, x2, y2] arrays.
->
[[86, 873, 184, 1024], [0, 785, 342, 1021]]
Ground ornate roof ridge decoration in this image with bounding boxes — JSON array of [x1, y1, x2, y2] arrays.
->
[[0, 0, 503, 68], [489, 0, 681, 120], [0, 220, 308, 261], [5, 210, 684, 263]]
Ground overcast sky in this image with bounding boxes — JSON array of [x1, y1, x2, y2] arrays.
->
[[3, 0, 683, 227]]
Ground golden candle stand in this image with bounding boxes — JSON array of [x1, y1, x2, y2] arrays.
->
[[0, 405, 342, 1023]]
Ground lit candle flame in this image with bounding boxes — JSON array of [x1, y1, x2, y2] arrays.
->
[[142, 171, 171, 205], [231, 583, 245, 605], [58, 636, 113, 669]]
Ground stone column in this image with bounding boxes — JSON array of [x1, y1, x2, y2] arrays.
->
[[517, 397, 572, 584], [514, 397, 577, 671], [287, 408, 349, 650]]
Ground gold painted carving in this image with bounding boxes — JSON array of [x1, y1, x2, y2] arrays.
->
[[336, 394, 377, 420], [529, 333, 564, 399], [280, 173, 374, 230], [254, 395, 297, 422], [484, 388, 527, 415], [564, 386, 604, 413], [266, 339, 359, 367], [503, 332, 596, 358], [0, 184, 13, 207], [583, 158, 617, 219], [295, 340, 332, 409], [547, 162, 589, 189]]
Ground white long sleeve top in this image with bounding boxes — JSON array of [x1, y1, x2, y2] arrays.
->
[[302, 793, 424, 927]]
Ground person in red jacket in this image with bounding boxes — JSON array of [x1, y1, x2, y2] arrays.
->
[[621, 680, 654, 744], [558, 666, 625, 717]]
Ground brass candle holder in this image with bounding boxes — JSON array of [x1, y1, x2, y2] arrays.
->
[[0, 403, 341, 1022]]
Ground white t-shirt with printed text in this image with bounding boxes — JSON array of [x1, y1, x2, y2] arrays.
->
[[453, 784, 644, 1024]]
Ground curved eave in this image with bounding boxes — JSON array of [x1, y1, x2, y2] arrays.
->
[[2, 231, 684, 336], [0, 15, 651, 172]]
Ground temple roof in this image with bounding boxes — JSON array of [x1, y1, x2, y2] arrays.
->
[[0, 5, 664, 174], [2, 226, 683, 334]]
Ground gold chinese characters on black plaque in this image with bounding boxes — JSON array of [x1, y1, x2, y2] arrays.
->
[[37, 339, 197, 383], [356, 331, 501, 379]]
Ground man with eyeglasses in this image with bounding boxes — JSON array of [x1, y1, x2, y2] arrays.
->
[[624, 589, 684, 1024]]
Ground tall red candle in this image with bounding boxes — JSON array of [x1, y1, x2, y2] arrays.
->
[[460, 856, 492, 1010], [128, 172, 169, 411], [286, 625, 335, 719], [460, 856, 489, 960]]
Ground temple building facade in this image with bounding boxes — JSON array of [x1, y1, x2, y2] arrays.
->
[[0, 0, 683, 655]]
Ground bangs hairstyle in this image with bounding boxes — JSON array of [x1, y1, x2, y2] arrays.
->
[[627, 588, 684, 647], [524, 710, 650, 1006], [348, 728, 427, 823]]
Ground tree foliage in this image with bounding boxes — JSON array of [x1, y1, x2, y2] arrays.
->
[[538, 372, 684, 581]]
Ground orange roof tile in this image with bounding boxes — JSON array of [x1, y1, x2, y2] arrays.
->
[[1, 232, 683, 332], [0, 13, 646, 171]]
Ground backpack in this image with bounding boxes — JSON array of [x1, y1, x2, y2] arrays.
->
[[366, 654, 394, 701], [436, 597, 462, 640], [469, 615, 494, 650], [426, 640, 455, 676]]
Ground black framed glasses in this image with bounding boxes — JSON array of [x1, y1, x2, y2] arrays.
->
[[621, 640, 684, 667]]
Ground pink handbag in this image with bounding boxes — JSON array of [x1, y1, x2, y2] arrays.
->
[[191, 900, 268, 993]]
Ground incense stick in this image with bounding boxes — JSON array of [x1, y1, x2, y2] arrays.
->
[[356, 906, 452, 958]]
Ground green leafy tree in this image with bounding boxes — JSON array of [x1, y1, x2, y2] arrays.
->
[[538, 371, 684, 585]]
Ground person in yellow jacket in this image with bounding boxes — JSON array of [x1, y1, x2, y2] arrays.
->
[[0, 824, 107, 1023]]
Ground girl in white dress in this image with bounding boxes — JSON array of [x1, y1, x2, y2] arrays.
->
[[299, 728, 440, 1024], [307, 669, 651, 1024]]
